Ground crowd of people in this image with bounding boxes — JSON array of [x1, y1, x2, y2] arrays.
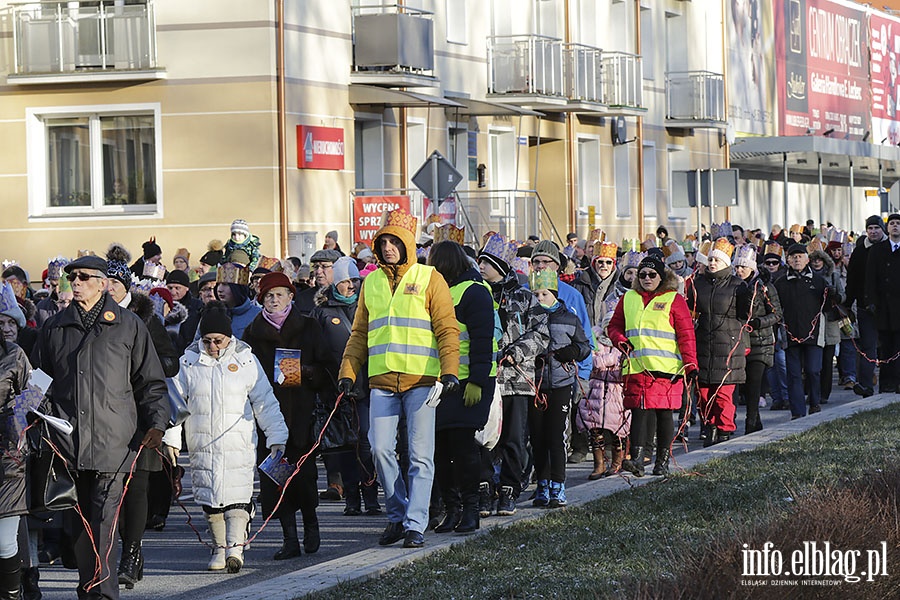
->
[[0, 211, 896, 599]]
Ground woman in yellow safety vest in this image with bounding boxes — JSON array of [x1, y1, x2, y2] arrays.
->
[[607, 255, 698, 477]]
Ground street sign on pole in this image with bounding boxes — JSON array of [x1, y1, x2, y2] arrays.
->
[[411, 151, 464, 206]]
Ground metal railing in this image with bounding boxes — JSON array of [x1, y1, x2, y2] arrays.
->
[[11, 0, 158, 75], [454, 189, 562, 247], [665, 70, 725, 121], [487, 35, 564, 97], [601, 51, 643, 108], [564, 43, 603, 103], [351, 3, 434, 74]]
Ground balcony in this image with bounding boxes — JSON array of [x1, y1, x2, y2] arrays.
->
[[8, 0, 165, 85], [601, 51, 644, 114], [665, 71, 726, 128], [350, 4, 436, 88], [486, 35, 568, 110], [564, 43, 605, 111], [455, 189, 563, 247]]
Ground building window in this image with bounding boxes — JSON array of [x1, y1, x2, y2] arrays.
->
[[577, 137, 600, 215], [614, 143, 631, 218], [27, 104, 161, 217], [643, 142, 657, 218], [446, 0, 468, 45]]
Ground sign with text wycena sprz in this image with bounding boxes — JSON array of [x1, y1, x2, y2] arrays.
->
[[297, 125, 345, 170], [352, 196, 411, 244]]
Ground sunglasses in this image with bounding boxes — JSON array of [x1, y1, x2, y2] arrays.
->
[[596, 259, 614, 265], [638, 271, 659, 280], [66, 272, 105, 282], [201, 336, 230, 346], [764, 260, 781, 266]]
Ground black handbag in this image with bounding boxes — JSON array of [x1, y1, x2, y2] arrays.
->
[[166, 379, 190, 427], [29, 424, 78, 513]]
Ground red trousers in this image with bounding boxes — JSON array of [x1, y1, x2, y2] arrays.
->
[[698, 385, 736, 433]]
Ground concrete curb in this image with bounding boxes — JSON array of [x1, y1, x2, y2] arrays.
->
[[210, 393, 900, 600]]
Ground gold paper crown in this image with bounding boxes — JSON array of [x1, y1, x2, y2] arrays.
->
[[588, 229, 605, 243], [640, 235, 658, 251], [593, 241, 617, 259], [764, 242, 784, 258], [216, 262, 250, 286], [258, 256, 284, 272], [789, 223, 803, 234], [482, 230, 498, 246], [662, 240, 682, 258], [433, 224, 466, 245], [712, 237, 735, 258], [381, 208, 418, 237], [807, 238, 825, 253], [697, 240, 712, 257], [751, 237, 766, 250]]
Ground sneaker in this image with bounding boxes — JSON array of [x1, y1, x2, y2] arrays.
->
[[532, 480, 549, 507], [842, 378, 857, 390], [809, 404, 821, 414], [496, 486, 517, 516], [319, 483, 343, 501], [477, 482, 493, 518], [758, 397, 767, 408], [567, 450, 587, 464], [853, 383, 874, 398], [547, 481, 567, 508]]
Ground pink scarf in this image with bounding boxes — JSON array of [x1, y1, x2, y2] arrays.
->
[[262, 304, 292, 331]]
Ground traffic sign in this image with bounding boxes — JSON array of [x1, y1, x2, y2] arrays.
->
[[411, 151, 464, 203]]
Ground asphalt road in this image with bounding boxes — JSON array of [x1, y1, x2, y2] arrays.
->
[[35, 385, 863, 599]]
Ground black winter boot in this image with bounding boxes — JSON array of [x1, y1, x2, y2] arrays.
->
[[0, 556, 21, 600], [652, 448, 671, 476], [455, 487, 480, 534], [434, 489, 461, 533], [20, 566, 39, 600], [117, 541, 143, 589], [477, 481, 494, 518], [343, 483, 362, 516], [302, 514, 320, 554], [621, 447, 645, 477]]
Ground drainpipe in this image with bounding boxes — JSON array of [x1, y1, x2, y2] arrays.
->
[[635, 0, 644, 240], [565, 0, 576, 234], [721, 0, 730, 224], [400, 108, 408, 190], [276, 0, 289, 255]]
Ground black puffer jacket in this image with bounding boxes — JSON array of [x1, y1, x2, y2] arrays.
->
[[310, 286, 368, 399], [774, 266, 829, 347], [688, 266, 751, 385], [0, 339, 30, 518], [129, 293, 179, 378], [537, 300, 591, 389], [743, 274, 783, 367], [34, 293, 169, 472]]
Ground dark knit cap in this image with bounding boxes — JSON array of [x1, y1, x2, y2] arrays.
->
[[199, 303, 232, 337], [637, 255, 666, 280], [478, 253, 510, 277], [142, 238, 162, 260], [889, 213, 900, 224], [166, 269, 191, 287], [866, 215, 886, 232]]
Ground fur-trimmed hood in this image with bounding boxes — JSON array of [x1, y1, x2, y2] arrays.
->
[[809, 249, 835, 275], [165, 301, 189, 327], [630, 267, 679, 294], [128, 292, 156, 323], [313, 285, 331, 307]]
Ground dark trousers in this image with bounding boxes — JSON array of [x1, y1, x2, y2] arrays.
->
[[857, 310, 878, 390], [877, 330, 900, 391], [786, 344, 823, 417], [68, 471, 125, 600], [494, 395, 529, 496], [529, 387, 571, 484], [146, 468, 173, 521], [821, 344, 836, 400], [119, 469, 148, 546], [567, 377, 590, 455], [742, 359, 767, 433], [629, 408, 674, 454], [256, 432, 318, 535], [434, 427, 479, 507]]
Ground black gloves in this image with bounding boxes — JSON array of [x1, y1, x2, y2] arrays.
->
[[501, 348, 517, 366], [440, 374, 460, 395], [616, 340, 634, 354], [685, 370, 699, 387], [748, 318, 761, 330], [337, 378, 355, 398], [553, 345, 581, 363]]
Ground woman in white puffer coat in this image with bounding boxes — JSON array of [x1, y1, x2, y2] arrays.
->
[[163, 302, 288, 574]]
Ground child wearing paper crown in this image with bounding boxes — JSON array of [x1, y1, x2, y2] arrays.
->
[[528, 269, 591, 509]]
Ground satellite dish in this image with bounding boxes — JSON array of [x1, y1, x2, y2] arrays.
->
[[612, 116, 627, 145]]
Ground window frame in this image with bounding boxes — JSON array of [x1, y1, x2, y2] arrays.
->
[[26, 102, 163, 220], [576, 135, 601, 217]]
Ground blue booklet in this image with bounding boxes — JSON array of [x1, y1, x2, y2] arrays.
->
[[258, 450, 295, 487], [274, 348, 302, 387]]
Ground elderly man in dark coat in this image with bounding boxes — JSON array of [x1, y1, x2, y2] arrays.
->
[[34, 255, 168, 600], [864, 213, 900, 393]]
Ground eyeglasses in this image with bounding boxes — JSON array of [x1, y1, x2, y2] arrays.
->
[[596, 259, 614, 266], [201, 336, 230, 347], [66, 272, 105, 283], [532, 258, 556, 266], [638, 271, 659, 280], [199, 286, 216, 294], [312, 263, 333, 271], [764, 260, 781, 266]]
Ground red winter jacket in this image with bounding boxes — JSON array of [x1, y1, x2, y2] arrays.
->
[[607, 271, 698, 410]]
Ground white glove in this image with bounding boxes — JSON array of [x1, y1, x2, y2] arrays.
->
[[163, 443, 179, 466], [269, 444, 286, 459]]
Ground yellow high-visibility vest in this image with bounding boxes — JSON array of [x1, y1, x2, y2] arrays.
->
[[450, 280, 498, 380], [621, 290, 684, 376], [365, 263, 440, 377]]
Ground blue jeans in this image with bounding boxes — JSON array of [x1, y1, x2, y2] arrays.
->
[[369, 386, 435, 534], [857, 309, 878, 390], [838, 338, 857, 383], [767, 346, 789, 405], [785, 344, 823, 417]]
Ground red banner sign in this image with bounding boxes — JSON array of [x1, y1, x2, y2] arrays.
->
[[870, 12, 900, 145], [297, 125, 345, 170], [352, 196, 411, 244], [774, 0, 869, 139]]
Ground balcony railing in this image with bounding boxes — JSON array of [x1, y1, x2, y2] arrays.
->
[[351, 4, 434, 78], [564, 43, 603, 103], [455, 189, 563, 247], [601, 51, 642, 109], [487, 35, 564, 97], [666, 71, 725, 122], [11, 0, 159, 77]]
